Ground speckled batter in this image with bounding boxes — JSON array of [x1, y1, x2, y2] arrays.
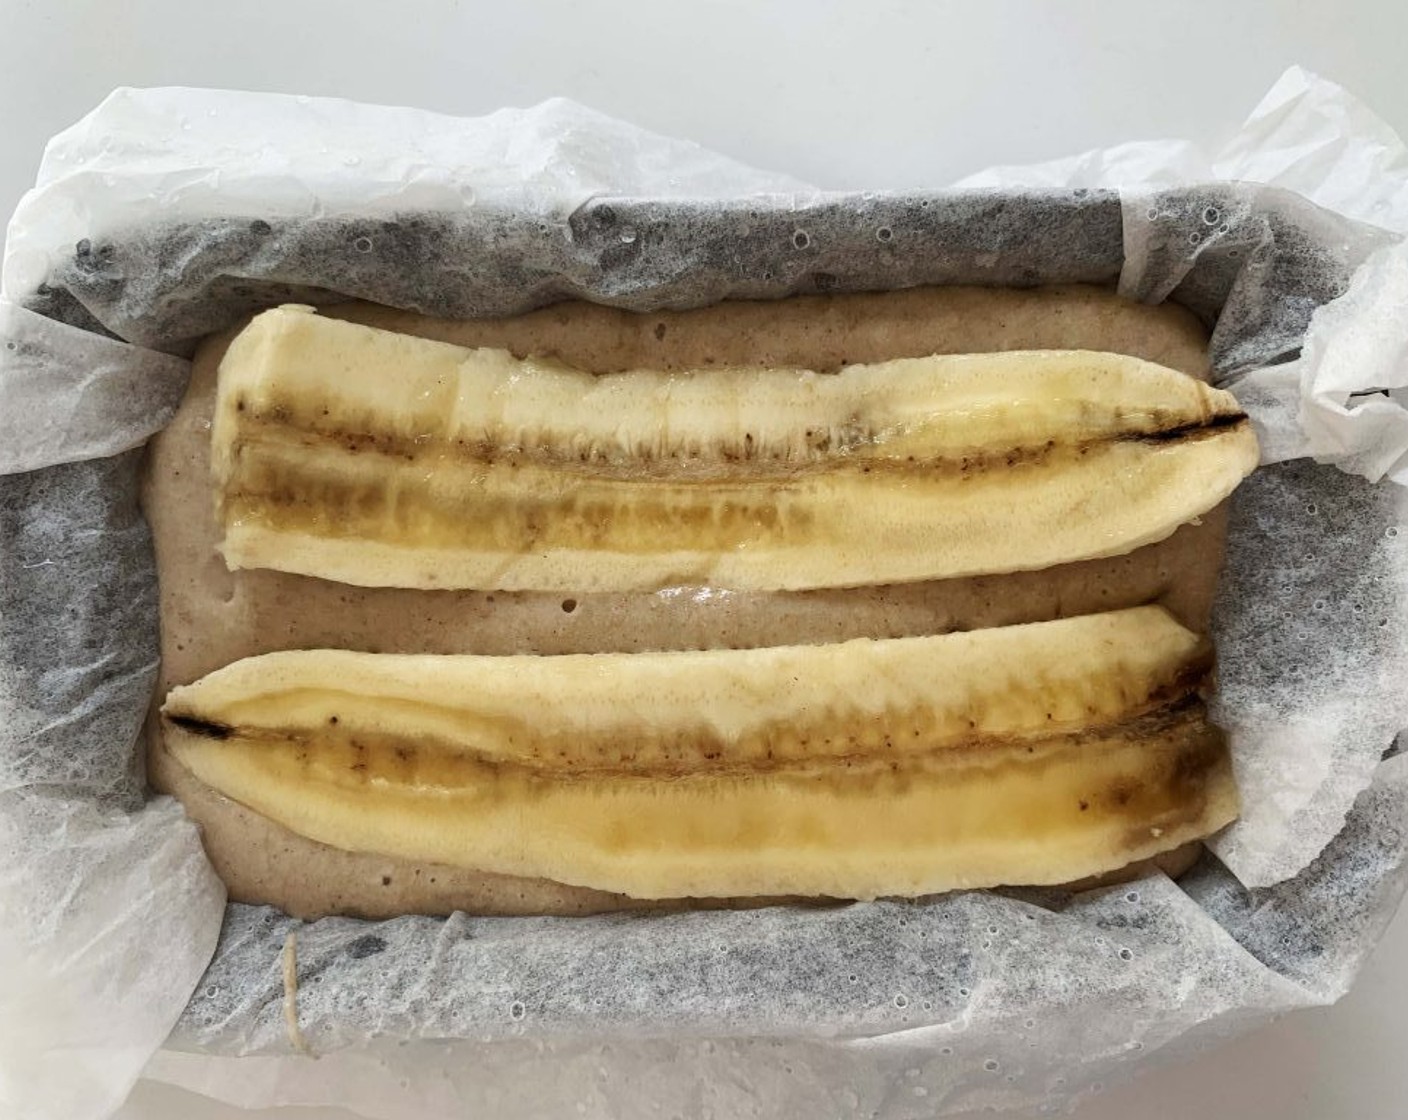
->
[[143, 283, 1218, 918]]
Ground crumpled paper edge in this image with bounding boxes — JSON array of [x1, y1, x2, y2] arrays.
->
[[0, 793, 224, 1120], [0, 299, 191, 473], [0, 449, 228, 1120], [1292, 240, 1408, 483], [960, 64, 1408, 488], [2, 88, 810, 304]]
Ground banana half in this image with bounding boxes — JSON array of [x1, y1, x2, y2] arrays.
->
[[162, 606, 1237, 899], [211, 306, 1259, 593]]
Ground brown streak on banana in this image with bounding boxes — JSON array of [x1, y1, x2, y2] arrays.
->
[[210, 306, 1259, 592], [162, 607, 1239, 899]]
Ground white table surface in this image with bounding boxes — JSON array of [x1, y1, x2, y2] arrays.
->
[[3, 2, 1405, 1117]]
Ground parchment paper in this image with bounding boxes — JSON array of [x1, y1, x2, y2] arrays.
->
[[2, 67, 1407, 1120]]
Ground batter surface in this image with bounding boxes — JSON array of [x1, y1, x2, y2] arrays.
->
[[143, 284, 1219, 918]]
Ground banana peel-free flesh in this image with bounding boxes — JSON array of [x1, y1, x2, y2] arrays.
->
[[163, 606, 1238, 899], [211, 306, 1259, 592]]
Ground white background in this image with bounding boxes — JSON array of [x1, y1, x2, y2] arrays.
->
[[1, 1, 1405, 1117]]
